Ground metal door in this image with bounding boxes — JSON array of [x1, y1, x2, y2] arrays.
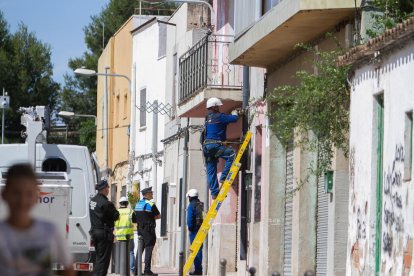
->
[[283, 145, 294, 276], [316, 173, 329, 275]]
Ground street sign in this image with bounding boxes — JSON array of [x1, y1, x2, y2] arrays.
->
[[0, 96, 10, 109]]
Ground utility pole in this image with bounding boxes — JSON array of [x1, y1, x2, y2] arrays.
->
[[179, 119, 190, 276], [152, 100, 159, 200]]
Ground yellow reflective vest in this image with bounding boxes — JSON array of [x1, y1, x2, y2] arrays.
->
[[114, 207, 134, 241]]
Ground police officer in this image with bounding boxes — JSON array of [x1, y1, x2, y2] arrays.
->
[[115, 196, 137, 274], [203, 97, 240, 199], [89, 180, 120, 276], [187, 189, 203, 275], [135, 187, 160, 275]]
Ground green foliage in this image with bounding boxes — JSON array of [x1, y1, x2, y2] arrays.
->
[[267, 37, 351, 177], [128, 190, 140, 209], [0, 11, 59, 142], [79, 120, 97, 152], [367, 0, 414, 38]]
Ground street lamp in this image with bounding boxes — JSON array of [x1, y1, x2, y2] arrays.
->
[[58, 111, 97, 126], [75, 67, 136, 193]]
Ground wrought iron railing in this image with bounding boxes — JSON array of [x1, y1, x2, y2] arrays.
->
[[179, 34, 243, 103]]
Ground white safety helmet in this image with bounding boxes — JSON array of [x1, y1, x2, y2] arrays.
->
[[119, 196, 128, 203], [206, 97, 223, 109], [186, 188, 199, 198]]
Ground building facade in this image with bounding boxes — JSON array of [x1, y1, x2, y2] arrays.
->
[[229, 1, 360, 275], [340, 18, 414, 275], [97, 16, 144, 203]]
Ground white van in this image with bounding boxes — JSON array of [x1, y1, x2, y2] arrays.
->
[[0, 144, 99, 273], [0, 106, 99, 274]]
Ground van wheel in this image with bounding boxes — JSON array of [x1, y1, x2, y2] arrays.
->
[[76, 272, 90, 276]]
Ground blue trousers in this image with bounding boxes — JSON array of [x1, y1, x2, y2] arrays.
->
[[203, 143, 235, 197], [189, 231, 203, 273], [129, 239, 135, 272]]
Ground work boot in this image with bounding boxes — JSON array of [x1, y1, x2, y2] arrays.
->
[[144, 270, 157, 275], [189, 271, 202, 275]]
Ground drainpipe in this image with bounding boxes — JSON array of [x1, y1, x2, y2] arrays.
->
[[240, 66, 250, 260], [104, 66, 109, 177], [152, 100, 159, 200], [128, 63, 137, 192], [179, 119, 189, 276]]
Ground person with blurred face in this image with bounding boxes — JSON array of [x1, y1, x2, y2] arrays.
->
[[0, 163, 74, 276]]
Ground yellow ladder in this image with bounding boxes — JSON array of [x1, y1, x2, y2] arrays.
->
[[183, 131, 252, 276]]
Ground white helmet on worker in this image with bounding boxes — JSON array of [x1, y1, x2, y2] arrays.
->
[[206, 97, 223, 109], [186, 188, 199, 198], [119, 196, 128, 203]]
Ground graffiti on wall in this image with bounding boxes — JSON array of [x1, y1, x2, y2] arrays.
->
[[382, 144, 405, 257]]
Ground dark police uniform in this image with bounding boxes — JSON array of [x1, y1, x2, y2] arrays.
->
[[135, 187, 160, 275], [89, 180, 119, 276]]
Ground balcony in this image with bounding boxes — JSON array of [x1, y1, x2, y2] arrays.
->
[[178, 35, 243, 118], [229, 0, 361, 68]]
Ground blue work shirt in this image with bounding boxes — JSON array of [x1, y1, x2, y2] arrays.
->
[[187, 198, 202, 233], [205, 112, 238, 141]]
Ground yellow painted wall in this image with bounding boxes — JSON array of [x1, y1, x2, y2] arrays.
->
[[97, 17, 135, 201]]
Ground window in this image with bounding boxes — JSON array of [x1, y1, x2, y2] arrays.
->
[[404, 111, 413, 181], [121, 185, 126, 197], [115, 95, 120, 126], [160, 182, 168, 236], [254, 126, 262, 222], [123, 94, 128, 119], [158, 23, 167, 58], [42, 158, 67, 172], [179, 178, 182, 227], [111, 183, 117, 204], [140, 88, 146, 127]]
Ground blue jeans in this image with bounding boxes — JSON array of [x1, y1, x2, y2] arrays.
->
[[203, 143, 235, 197], [130, 239, 135, 272], [189, 231, 203, 273]]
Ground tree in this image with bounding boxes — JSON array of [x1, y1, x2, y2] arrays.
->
[[0, 11, 59, 142], [367, 0, 414, 38]]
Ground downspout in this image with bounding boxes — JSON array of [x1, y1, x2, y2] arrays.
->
[[240, 66, 250, 261], [128, 63, 137, 192], [103, 66, 109, 177]]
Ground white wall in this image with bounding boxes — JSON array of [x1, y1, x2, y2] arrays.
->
[[132, 19, 167, 223], [348, 42, 414, 275]]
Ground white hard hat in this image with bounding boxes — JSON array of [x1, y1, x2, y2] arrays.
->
[[206, 97, 223, 109], [186, 189, 199, 198], [119, 196, 128, 203]]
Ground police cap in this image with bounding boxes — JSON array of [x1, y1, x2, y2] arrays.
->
[[96, 179, 109, 190], [141, 187, 153, 195]]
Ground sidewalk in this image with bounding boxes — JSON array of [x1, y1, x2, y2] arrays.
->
[[108, 267, 178, 276]]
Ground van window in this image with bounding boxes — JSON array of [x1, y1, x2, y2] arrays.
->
[[70, 168, 87, 217], [42, 158, 67, 172]]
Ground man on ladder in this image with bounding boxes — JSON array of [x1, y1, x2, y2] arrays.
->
[[202, 97, 242, 199]]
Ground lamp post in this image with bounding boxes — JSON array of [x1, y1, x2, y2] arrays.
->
[[75, 67, 136, 192], [58, 111, 98, 125]]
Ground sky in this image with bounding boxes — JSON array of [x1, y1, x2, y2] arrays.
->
[[0, 0, 111, 84]]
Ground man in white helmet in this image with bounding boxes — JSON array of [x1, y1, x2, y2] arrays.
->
[[202, 97, 240, 199], [186, 189, 204, 275]]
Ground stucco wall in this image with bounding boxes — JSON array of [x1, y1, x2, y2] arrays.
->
[[348, 42, 414, 275]]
